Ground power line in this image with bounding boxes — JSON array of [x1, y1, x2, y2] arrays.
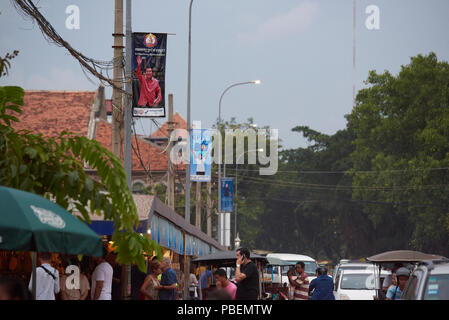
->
[[228, 175, 449, 191], [225, 166, 449, 174], [246, 196, 449, 210]]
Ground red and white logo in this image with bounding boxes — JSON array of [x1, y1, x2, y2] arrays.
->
[[144, 33, 157, 48]]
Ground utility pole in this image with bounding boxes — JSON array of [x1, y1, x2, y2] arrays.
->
[[207, 181, 212, 237], [112, 0, 124, 158], [195, 182, 201, 229], [185, 0, 193, 225], [353, 0, 357, 108], [117, 0, 131, 300], [167, 94, 175, 210]]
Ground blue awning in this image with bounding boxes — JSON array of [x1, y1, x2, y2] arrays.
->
[[88, 219, 149, 236]]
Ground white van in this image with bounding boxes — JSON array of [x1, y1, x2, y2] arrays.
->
[[264, 253, 319, 286], [333, 267, 390, 300]]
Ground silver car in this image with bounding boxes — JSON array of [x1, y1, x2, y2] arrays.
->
[[401, 260, 449, 300]]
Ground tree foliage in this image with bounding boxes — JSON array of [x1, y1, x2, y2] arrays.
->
[[0, 83, 162, 272], [234, 53, 449, 260]]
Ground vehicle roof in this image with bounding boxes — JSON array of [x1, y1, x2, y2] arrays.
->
[[267, 253, 316, 262], [339, 263, 373, 267], [428, 263, 449, 275], [341, 269, 382, 275]]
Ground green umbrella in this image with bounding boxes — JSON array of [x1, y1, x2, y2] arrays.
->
[[0, 186, 103, 299], [0, 186, 102, 256]]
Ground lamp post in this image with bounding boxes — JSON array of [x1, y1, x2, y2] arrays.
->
[[234, 148, 263, 249], [217, 80, 260, 245], [185, 0, 194, 225]]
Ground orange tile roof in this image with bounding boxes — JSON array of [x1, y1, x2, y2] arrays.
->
[[13, 91, 186, 172]]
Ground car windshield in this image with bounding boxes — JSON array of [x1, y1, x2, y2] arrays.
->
[[424, 274, 449, 300], [340, 274, 375, 290], [281, 261, 318, 277]]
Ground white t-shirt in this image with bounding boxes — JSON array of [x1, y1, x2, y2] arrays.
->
[[189, 273, 198, 292], [28, 263, 60, 300], [196, 157, 206, 172], [383, 274, 392, 288], [91, 261, 113, 300]]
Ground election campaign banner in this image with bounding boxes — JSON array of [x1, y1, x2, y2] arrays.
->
[[190, 128, 212, 182], [221, 177, 234, 212], [132, 32, 167, 118]]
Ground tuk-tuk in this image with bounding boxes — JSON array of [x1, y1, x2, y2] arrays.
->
[[366, 250, 446, 300]]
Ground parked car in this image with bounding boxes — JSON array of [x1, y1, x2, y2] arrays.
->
[[333, 262, 387, 283], [401, 260, 449, 300], [333, 269, 381, 300]]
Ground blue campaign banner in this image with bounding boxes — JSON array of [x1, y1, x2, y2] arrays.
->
[[221, 178, 234, 212], [190, 128, 212, 182]]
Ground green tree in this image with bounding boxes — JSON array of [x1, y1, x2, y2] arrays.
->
[[0, 57, 162, 271], [347, 52, 449, 256]]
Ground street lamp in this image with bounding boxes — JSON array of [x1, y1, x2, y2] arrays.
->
[[185, 0, 194, 225], [217, 80, 261, 244], [234, 148, 263, 248], [234, 233, 241, 249]]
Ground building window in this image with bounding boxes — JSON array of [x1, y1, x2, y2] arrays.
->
[[132, 181, 145, 193]]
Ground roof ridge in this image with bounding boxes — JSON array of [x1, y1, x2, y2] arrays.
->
[[25, 90, 97, 93]]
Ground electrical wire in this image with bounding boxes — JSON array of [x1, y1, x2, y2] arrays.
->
[[12, 0, 130, 95], [225, 174, 449, 191], [224, 166, 449, 174]]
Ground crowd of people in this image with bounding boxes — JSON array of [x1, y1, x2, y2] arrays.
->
[[0, 246, 411, 301]]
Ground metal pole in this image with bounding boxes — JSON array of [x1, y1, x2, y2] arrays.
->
[[185, 0, 194, 225], [235, 163, 238, 247], [123, 0, 132, 300], [353, 0, 356, 108], [234, 149, 260, 248], [218, 81, 258, 245]]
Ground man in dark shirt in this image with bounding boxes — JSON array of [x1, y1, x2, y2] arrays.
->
[[308, 266, 335, 300], [235, 248, 259, 300], [158, 257, 178, 300]]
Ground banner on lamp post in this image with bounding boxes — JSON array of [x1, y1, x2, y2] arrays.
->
[[220, 177, 234, 212], [131, 32, 167, 118]]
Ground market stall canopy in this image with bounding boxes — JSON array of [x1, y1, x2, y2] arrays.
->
[[0, 186, 102, 257], [366, 250, 446, 264], [192, 251, 268, 264]]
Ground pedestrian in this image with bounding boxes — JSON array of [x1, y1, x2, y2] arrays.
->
[[382, 263, 403, 292], [91, 247, 113, 300], [287, 261, 309, 300], [214, 268, 237, 300], [188, 265, 199, 300], [158, 257, 178, 300], [28, 252, 60, 300], [131, 263, 147, 300], [207, 287, 232, 300], [108, 252, 121, 300], [200, 266, 213, 299], [386, 267, 410, 300], [60, 257, 90, 300], [308, 266, 335, 300], [140, 261, 162, 300], [235, 247, 260, 300], [0, 275, 29, 300]]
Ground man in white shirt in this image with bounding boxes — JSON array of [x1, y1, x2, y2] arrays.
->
[[28, 252, 60, 300], [91, 247, 113, 300]]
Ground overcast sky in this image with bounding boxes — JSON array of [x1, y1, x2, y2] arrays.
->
[[1, 0, 449, 150]]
